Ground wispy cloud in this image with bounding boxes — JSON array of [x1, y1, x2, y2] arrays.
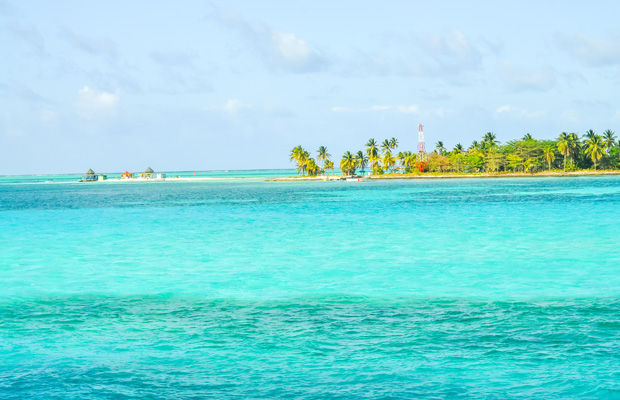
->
[[148, 50, 213, 94], [60, 27, 117, 58], [556, 33, 620, 67], [224, 99, 249, 114], [7, 23, 47, 54], [76, 86, 119, 118], [495, 104, 546, 119], [150, 50, 197, 67], [0, 1, 16, 16], [218, 10, 329, 73], [497, 61, 556, 92], [332, 104, 449, 117], [349, 29, 482, 81], [560, 109, 580, 124]]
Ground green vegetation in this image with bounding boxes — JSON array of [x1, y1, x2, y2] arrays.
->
[[289, 129, 620, 176]]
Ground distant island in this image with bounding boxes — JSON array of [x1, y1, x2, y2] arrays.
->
[[286, 130, 619, 179]]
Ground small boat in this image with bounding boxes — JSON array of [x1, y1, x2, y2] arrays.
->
[[346, 176, 370, 182]]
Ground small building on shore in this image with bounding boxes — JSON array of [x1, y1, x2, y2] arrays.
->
[[138, 167, 165, 179], [81, 169, 97, 182], [138, 167, 155, 178], [121, 171, 134, 179], [80, 169, 106, 182]]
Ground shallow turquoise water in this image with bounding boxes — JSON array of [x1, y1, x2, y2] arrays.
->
[[2, 176, 620, 398]]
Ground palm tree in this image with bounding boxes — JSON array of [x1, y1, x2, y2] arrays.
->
[[523, 133, 533, 141], [316, 146, 331, 169], [404, 152, 417, 172], [324, 160, 334, 175], [306, 158, 321, 176], [603, 129, 617, 153], [584, 135, 605, 171], [382, 152, 396, 172], [435, 141, 446, 154], [366, 139, 380, 171], [289, 145, 309, 176], [543, 145, 555, 171], [469, 141, 480, 151], [483, 132, 499, 148], [557, 132, 571, 172], [584, 129, 597, 141], [389, 137, 399, 152], [568, 132, 581, 167], [340, 151, 357, 175], [289, 145, 302, 162], [453, 143, 464, 154], [355, 151, 369, 172], [396, 151, 409, 170], [381, 139, 391, 155]]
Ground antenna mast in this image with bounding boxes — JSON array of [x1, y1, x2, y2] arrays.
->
[[417, 123, 428, 172]]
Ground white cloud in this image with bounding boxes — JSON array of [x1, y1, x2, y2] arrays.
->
[[371, 105, 391, 111], [76, 86, 119, 118], [272, 32, 312, 65], [350, 29, 482, 80], [331, 106, 356, 113], [331, 104, 450, 118], [557, 33, 620, 67], [496, 104, 546, 119], [497, 61, 556, 92], [219, 11, 328, 73], [396, 105, 420, 114], [331, 105, 399, 113], [224, 99, 249, 114]]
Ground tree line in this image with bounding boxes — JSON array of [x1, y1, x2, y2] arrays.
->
[[289, 130, 619, 176]]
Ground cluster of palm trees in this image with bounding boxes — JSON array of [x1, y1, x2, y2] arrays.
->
[[289, 145, 333, 176], [556, 130, 613, 171], [290, 129, 619, 176], [290, 138, 417, 176], [428, 129, 617, 173]]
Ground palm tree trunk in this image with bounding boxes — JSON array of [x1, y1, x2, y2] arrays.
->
[[563, 154, 566, 172]]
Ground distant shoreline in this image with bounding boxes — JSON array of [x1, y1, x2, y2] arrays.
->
[[268, 170, 620, 181], [3, 170, 620, 185]]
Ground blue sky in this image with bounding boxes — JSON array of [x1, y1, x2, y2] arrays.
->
[[1, 0, 620, 174]]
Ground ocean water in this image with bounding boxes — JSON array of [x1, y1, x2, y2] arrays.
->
[[1, 175, 620, 398]]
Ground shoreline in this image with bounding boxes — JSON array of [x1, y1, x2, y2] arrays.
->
[[3, 170, 620, 185], [268, 170, 620, 181]]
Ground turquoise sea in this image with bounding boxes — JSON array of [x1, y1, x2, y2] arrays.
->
[[2, 173, 620, 399]]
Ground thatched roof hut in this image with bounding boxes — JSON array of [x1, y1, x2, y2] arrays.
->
[[144, 167, 154, 174], [81, 168, 97, 182]]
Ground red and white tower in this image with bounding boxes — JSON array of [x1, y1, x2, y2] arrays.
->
[[417, 123, 428, 171]]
